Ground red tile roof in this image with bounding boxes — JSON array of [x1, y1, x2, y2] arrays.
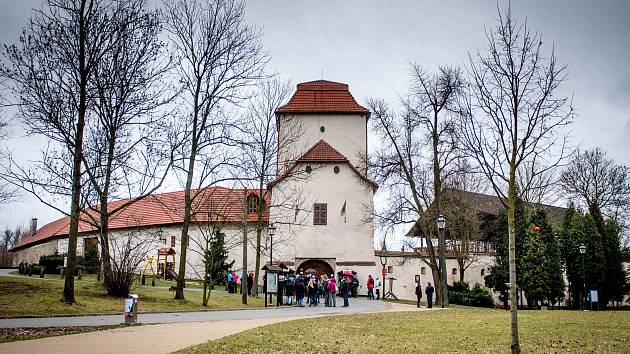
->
[[276, 80, 370, 115], [298, 139, 348, 162], [11, 187, 269, 251], [268, 140, 377, 190]]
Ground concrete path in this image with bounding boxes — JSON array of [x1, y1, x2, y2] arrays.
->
[[0, 298, 385, 328], [0, 300, 434, 354]]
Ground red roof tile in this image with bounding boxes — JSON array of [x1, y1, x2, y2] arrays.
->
[[276, 80, 370, 115], [11, 187, 269, 251], [268, 140, 377, 190], [298, 140, 348, 162]]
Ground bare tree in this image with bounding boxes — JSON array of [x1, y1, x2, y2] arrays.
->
[[460, 8, 573, 353], [80, 0, 174, 293], [0, 113, 17, 206], [367, 63, 463, 306], [560, 148, 629, 220], [1, 0, 126, 304], [238, 78, 300, 296], [164, 0, 268, 300]]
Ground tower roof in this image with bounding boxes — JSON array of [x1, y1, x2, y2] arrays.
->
[[276, 80, 370, 115]]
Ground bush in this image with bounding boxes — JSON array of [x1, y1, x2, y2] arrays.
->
[[448, 281, 495, 308], [39, 253, 64, 274], [83, 246, 100, 274], [18, 262, 25, 274], [28, 264, 42, 275]]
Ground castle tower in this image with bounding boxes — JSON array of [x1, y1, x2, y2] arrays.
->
[[269, 80, 376, 282]]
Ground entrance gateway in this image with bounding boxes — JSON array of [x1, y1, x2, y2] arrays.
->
[[296, 259, 334, 277]]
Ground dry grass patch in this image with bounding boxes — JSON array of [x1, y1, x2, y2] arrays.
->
[[179, 308, 630, 353]]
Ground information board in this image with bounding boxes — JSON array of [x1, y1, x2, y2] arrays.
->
[[266, 272, 278, 293]]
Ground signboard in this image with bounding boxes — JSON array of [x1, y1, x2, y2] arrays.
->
[[124, 298, 134, 317], [381, 268, 387, 276], [590, 290, 598, 302], [415, 274, 421, 283], [266, 272, 278, 293], [63, 256, 68, 268]]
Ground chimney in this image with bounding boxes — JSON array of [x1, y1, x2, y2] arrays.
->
[[30, 218, 38, 235]]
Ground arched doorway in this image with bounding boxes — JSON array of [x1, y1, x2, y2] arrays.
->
[[297, 259, 334, 277]]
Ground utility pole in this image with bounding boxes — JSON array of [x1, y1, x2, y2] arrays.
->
[[437, 215, 448, 308]]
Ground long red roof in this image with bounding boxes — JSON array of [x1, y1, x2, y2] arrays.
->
[[276, 80, 370, 115], [11, 187, 269, 251]]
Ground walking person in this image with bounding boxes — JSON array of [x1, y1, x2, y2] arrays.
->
[[308, 277, 318, 306], [366, 275, 375, 300], [285, 274, 295, 305], [247, 272, 254, 296], [425, 282, 434, 308], [227, 272, 233, 293], [295, 276, 306, 307], [415, 282, 423, 308], [327, 276, 337, 307], [375, 276, 381, 300], [341, 277, 350, 307], [323, 275, 330, 307]]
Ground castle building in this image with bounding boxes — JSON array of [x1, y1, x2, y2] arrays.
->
[[267, 80, 377, 279]]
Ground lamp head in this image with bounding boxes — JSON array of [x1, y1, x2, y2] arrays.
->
[[436, 215, 446, 230], [267, 223, 276, 237], [579, 244, 586, 254]]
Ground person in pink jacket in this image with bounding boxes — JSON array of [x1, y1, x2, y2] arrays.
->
[[326, 276, 337, 307]]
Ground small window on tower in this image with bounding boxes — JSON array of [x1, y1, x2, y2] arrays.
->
[[452, 268, 457, 275], [320, 126, 325, 133], [481, 268, 486, 276], [421, 267, 426, 275], [334, 166, 340, 174], [313, 203, 327, 225]]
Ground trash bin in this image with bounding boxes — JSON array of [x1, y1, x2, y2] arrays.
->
[[124, 294, 139, 324]]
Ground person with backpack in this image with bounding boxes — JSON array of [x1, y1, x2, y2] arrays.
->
[[327, 276, 337, 307], [367, 275, 375, 300]]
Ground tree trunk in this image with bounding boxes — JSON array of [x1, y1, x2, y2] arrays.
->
[[241, 189, 248, 305], [508, 168, 520, 353], [63, 0, 89, 304]]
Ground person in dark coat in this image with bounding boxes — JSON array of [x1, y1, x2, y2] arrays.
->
[[295, 277, 306, 307], [425, 282, 434, 308], [341, 277, 350, 307], [415, 282, 423, 308]]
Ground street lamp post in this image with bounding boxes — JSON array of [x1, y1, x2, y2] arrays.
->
[[378, 241, 388, 301], [436, 215, 447, 308], [267, 223, 276, 264], [579, 244, 586, 310]]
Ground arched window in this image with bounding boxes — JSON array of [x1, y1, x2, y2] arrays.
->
[[248, 195, 260, 213]]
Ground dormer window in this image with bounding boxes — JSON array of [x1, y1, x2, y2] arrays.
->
[[248, 195, 261, 213]]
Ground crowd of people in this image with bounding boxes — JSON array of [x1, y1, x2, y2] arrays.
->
[[284, 273, 354, 307], [225, 270, 437, 308]]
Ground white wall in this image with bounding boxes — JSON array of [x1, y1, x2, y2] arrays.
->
[[277, 113, 368, 173], [57, 223, 264, 281], [270, 161, 375, 285], [375, 255, 495, 301]]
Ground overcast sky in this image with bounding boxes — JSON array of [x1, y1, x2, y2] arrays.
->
[[1, 0, 629, 236]]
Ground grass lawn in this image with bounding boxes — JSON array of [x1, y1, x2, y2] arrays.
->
[[0, 275, 261, 318], [179, 307, 630, 353]]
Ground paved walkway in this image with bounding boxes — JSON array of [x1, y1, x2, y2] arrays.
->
[[0, 300, 434, 353], [0, 297, 385, 328]]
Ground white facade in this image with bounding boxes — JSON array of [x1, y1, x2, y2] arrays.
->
[[277, 113, 368, 173], [271, 104, 375, 284]]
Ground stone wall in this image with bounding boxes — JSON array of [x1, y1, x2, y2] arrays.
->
[[12, 239, 59, 266]]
